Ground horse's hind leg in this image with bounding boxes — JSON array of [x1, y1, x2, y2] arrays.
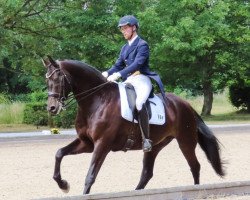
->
[[53, 138, 93, 193], [178, 138, 200, 184], [136, 138, 173, 190]]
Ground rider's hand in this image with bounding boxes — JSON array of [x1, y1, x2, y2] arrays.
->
[[102, 71, 109, 78], [107, 72, 121, 82]]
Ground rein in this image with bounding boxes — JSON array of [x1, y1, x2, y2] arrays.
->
[[64, 81, 110, 108], [46, 66, 110, 109]]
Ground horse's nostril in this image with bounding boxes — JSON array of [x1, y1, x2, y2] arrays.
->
[[50, 106, 56, 111]]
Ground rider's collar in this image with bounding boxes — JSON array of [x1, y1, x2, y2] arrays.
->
[[128, 35, 138, 46]]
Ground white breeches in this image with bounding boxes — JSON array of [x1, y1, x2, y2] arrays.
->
[[124, 74, 152, 111]]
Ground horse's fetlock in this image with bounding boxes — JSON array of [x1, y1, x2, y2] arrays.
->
[[53, 175, 61, 181]]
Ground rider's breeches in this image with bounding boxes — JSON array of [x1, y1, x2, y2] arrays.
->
[[124, 74, 152, 111]]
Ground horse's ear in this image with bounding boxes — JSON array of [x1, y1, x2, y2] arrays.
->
[[47, 55, 59, 68], [41, 58, 50, 68]]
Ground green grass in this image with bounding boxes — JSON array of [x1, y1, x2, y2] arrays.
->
[[0, 124, 49, 133], [0, 102, 25, 124], [186, 92, 250, 124]]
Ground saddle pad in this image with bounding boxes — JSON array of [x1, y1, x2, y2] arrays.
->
[[118, 83, 166, 125]]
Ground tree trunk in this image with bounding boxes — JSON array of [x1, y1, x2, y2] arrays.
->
[[201, 79, 213, 116], [200, 53, 215, 116]]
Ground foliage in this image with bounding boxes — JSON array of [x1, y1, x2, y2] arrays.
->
[[52, 105, 77, 128], [0, 93, 10, 104], [29, 91, 47, 103], [23, 102, 48, 126], [229, 79, 250, 112], [0, 0, 249, 116]]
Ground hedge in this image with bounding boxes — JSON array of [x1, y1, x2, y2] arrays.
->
[[23, 101, 77, 128]]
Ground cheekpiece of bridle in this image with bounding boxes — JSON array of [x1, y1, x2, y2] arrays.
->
[[46, 67, 69, 110]]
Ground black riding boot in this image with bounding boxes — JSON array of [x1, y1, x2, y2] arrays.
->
[[138, 103, 152, 152]]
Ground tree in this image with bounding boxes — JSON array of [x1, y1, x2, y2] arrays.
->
[[143, 0, 249, 115]]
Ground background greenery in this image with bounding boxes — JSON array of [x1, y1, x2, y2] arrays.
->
[[0, 0, 249, 128]]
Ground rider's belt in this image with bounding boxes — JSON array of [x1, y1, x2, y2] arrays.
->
[[131, 71, 141, 76]]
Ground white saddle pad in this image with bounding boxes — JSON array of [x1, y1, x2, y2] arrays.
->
[[118, 83, 166, 125]]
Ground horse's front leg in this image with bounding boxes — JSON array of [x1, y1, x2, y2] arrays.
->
[[53, 138, 93, 193], [83, 141, 110, 194]]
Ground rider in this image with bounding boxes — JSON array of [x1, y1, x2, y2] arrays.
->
[[102, 15, 166, 152]]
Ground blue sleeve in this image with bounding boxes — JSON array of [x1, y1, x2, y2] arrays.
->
[[119, 43, 149, 78]]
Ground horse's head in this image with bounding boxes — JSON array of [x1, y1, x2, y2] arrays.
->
[[42, 56, 71, 115]]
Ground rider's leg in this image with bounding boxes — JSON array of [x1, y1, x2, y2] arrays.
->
[[137, 103, 152, 152], [126, 74, 152, 152]]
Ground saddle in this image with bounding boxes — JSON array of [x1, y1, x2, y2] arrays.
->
[[125, 83, 153, 121], [118, 82, 165, 125]]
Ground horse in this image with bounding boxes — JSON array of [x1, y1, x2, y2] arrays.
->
[[42, 56, 225, 195]]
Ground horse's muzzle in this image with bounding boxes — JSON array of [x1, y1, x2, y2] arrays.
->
[[47, 99, 62, 115]]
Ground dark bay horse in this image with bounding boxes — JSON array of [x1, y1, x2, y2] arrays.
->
[[43, 57, 225, 194]]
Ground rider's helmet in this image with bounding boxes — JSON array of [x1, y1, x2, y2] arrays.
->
[[118, 15, 139, 29]]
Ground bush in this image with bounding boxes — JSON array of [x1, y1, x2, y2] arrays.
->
[[9, 93, 30, 102], [229, 79, 250, 112], [23, 102, 48, 126], [0, 93, 10, 104], [23, 91, 77, 128], [29, 91, 47, 103], [52, 105, 77, 128]]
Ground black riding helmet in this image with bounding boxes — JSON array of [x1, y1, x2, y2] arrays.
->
[[118, 15, 139, 29]]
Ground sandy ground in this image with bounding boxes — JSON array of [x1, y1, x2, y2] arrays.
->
[[0, 131, 250, 200]]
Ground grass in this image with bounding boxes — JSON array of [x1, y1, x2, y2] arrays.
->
[[0, 91, 249, 133], [0, 124, 49, 133], [186, 92, 250, 124], [0, 102, 48, 133], [0, 102, 25, 124]]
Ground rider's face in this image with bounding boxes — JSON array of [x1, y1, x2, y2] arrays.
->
[[120, 25, 134, 40]]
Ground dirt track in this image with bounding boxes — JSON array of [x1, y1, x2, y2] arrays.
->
[[0, 129, 250, 200]]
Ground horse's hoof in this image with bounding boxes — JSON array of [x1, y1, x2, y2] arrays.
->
[[61, 180, 70, 193]]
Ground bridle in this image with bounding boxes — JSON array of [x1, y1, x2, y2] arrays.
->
[[46, 67, 69, 108], [46, 65, 110, 109]]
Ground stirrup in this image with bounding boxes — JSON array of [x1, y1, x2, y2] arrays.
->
[[143, 139, 152, 152]]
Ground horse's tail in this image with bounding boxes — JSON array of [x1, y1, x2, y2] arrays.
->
[[195, 111, 225, 177]]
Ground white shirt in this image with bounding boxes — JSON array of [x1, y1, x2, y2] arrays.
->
[[128, 35, 138, 46]]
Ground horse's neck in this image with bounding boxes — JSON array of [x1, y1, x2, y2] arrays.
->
[[66, 66, 105, 101]]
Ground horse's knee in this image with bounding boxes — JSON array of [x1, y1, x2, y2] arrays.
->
[[55, 149, 64, 161]]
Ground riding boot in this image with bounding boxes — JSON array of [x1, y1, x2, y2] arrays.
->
[[138, 103, 152, 152]]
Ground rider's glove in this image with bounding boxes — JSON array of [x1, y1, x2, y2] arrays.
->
[[102, 71, 109, 78], [107, 72, 121, 82]]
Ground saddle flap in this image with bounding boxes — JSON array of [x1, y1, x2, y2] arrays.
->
[[119, 83, 166, 125]]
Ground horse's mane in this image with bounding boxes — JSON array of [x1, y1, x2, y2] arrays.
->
[[59, 59, 106, 81]]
